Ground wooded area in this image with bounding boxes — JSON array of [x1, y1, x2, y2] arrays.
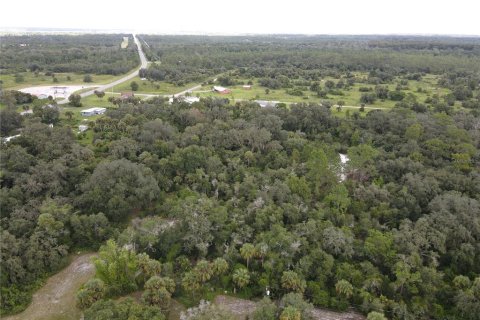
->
[[0, 34, 139, 75], [0, 35, 479, 320]]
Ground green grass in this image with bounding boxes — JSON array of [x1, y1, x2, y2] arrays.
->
[[113, 76, 199, 95], [1, 71, 135, 90], [193, 74, 456, 112], [59, 93, 118, 144]]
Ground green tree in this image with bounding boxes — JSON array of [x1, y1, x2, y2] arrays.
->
[[93, 240, 139, 295], [233, 268, 250, 290], [405, 123, 423, 141], [240, 243, 256, 270], [94, 90, 106, 98], [281, 271, 306, 294], [335, 279, 353, 298], [83, 74, 93, 83], [68, 93, 82, 107], [194, 259, 214, 283], [253, 297, 277, 320], [131, 81, 139, 91], [212, 258, 229, 276], [279, 293, 313, 320], [280, 306, 301, 320], [142, 276, 175, 310], [182, 271, 200, 297], [84, 298, 165, 320], [306, 148, 336, 197], [77, 159, 160, 221], [76, 278, 105, 309], [324, 184, 351, 214]]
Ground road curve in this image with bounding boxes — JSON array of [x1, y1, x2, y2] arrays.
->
[[58, 34, 148, 104]]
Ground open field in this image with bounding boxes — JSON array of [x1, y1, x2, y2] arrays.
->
[[113, 75, 206, 95], [1, 71, 136, 90], [190, 73, 466, 112]]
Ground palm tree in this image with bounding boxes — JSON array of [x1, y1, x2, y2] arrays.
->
[[281, 271, 306, 293], [194, 259, 213, 283], [280, 306, 301, 320], [142, 276, 175, 309], [255, 243, 268, 268], [211, 258, 229, 289], [233, 268, 250, 291], [212, 258, 229, 276], [182, 271, 200, 298], [335, 279, 353, 298], [240, 243, 256, 270]]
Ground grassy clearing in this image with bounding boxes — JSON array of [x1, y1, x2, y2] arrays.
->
[[1, 71, 135, 90], [113, 76, 199, 95], [193, 74, 457, 112]]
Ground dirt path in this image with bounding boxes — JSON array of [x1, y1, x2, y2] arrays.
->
[[213, 295, 365, 320], [4, 253, 96, 320]]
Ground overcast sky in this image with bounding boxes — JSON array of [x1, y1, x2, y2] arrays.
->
[[2, 0, 479, 35]]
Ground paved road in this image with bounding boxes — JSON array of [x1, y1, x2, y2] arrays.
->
[[58, 34, 148, 104]]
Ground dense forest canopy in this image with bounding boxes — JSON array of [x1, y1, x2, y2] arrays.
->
[[1, 34, 480, 320], [0, 34, 139, 75], [138, 35, 480, 85]]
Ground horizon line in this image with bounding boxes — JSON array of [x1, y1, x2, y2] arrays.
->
[[1, 27, 479, 38]]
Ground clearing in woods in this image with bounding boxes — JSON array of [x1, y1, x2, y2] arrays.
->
[[3, 253, 96, 320]]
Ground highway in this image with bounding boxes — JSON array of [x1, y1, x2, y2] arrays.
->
[[58, 34, 148, 104]]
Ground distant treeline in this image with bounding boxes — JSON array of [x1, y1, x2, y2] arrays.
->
[[138, 35, 480, 85], [0, 34, 139, 75]]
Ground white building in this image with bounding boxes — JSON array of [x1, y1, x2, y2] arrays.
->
[[81, 107, 106, 117], [255, 100, 279, 108], [169, 96, 200, 104], [183, 96, 200, 104], [78, 125, 88, 132], [213, 86, 231, 94]]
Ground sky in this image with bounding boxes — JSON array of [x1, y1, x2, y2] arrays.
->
[[2, 0, 480, 35]]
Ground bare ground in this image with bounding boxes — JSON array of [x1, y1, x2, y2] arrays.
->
[[212, 295, 365, 320], [4, 253, 96, 320]]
